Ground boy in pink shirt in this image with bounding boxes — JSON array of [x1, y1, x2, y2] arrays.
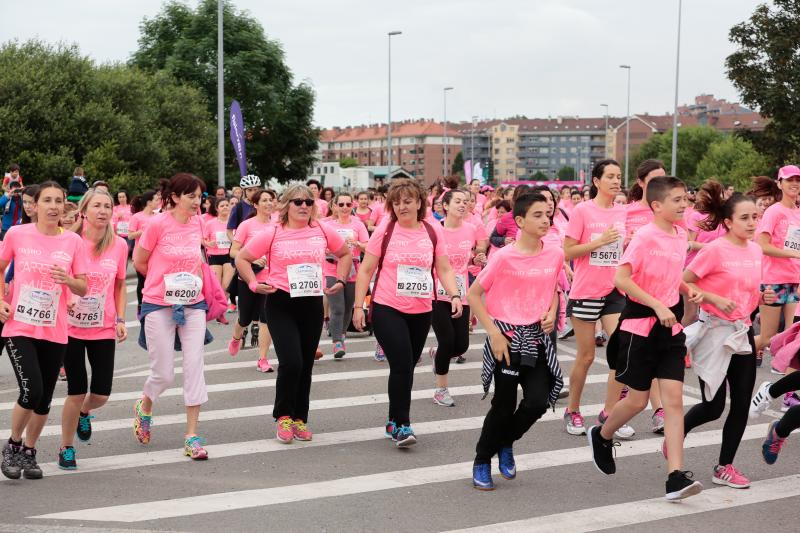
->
[[589, 176, 704, 502]]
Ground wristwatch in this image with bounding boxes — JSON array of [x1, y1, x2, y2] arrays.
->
[[115, 317, 126, 324]]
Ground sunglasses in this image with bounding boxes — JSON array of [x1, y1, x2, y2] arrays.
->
[[290, 199, 314, 207], [338, 202, 352, 208]]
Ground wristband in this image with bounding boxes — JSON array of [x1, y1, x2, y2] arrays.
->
[[450, 294, 461, 301], [335, 279, 346, 288], [248, 280, 260, 292], [115, 317, 126, 324]]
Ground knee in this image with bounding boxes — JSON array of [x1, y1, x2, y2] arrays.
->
[[18, 385, 43, 412], [88, 392, 110, 405], [149, 371, 175, 390], [626, 395, 650, 412], [575, 350, 595, 367], [518, 396, 549, 420]]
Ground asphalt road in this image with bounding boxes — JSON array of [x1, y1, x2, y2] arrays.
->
[[0, 280, 798, 532]]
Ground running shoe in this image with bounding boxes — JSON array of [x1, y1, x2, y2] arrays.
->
[[558, 388, 569, 400], [472, 463, 495, 490], [455, 355, 467, 364], [651, 407, 665, 434], [684, 353, 692, 369], [184, 436, 208, 460], [333, 340, 346, 359], [20, 447, 42, 479], [594, 332, 607, 347], [498, 446, 516, 480], [59, 366, 67, 381], [250, 322, 259, 348], [771, 365, 785, 375], [276, 416, 294, 443], [227, 303, 236, 313], [665, 470, 702, 501], [58, 446, 77, 470], [781, 392, 800, 412], [619, 387, 629, 400], [749, 381, 774, 419], [393, 425, 417, 448], [228, 336, 242, 357], [374, 344, 386, 362], [433, 387, 455, 407], [76, 413, 94, 443], [385, 418, 397, 439], [712, 464, 750, 489], [563, 409, 586, 435], [256, 358, 274, 373], [133, 399, 152, 445], [469, 315, 477, 333], [558, 323, 574, 340], [315, 348, 324, 360], [597, 409, 635, 440], [762, 420, 787, 465], [292, 419, 313, 441], [587, 425, 617, 475], [1, 441, 21, 480]]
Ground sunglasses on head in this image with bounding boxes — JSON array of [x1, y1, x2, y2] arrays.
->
[[290, 199, 314, 207], [337, 202, 352, 207]]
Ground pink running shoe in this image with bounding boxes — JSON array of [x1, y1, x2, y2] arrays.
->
[[712, 464, 750, 488], [256, 358, 273, 373], [292, 419, 313, 441], [184, 435, 209, 461], [228, 336, 242, 357], [276, 416, 294, 443], [781, 392, 800, 412]]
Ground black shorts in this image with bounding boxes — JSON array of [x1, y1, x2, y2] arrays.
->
[[567, 289, 625, 322], [208, 254, 232, 266], [614, 329, 686, 391], [237, 278, 267, 326]]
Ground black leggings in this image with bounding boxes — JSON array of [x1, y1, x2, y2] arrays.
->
[[64, 337, 116, 396], [5, 336, 66, 415], [431, 300, 470, 375], [372, 303, 432, 427], [265, 290, 323, 423], [237, 279, 266, 327], [136, 271, 145, 314], [475, 353, 553, 463], [768, 371, 800, 438]]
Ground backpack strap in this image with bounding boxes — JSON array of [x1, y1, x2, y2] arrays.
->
[[421, 220, 440, 298], [368, 220, 396, 320]]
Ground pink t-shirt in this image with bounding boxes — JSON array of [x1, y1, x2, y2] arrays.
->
[[112, 205, 132, 237], [624, 201, 654, 240], [757, 202, 800, 284], [685, 209, 726, 265], [687, 238, 762, 324], [354, 208, 372, 225], [68, 235, 128, 340], [202, 217, 232, 256], [315, 198, 329, 218], [128, 211, 155, 242], [0, 225, 88, 344], [477, 241, 564, 326], [322, 218, 369, 282], [366, 220, 446, 314], [201, 212, 215, 224], [233, 217, 275, 283], [566, 200, 626, 300], [493, 212, 518, 241], [369, 203, 386, 227], [244, 222, 345, 294], [435, 222, 487, 302], [619, 222, 687, 336], [138, 212, 204, 307]]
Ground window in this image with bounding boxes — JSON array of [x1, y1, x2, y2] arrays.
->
[[568, 136, 577, 142], [315, 167, 320, 174], [540, 147, 549, 154], [505, 158, 515, 165], [539, 136, 550, 142], [560, 158, 567, 164], [494, 137, 500, 144], [506, 148, 514, 154], [494, 159, 500, 165], [570, 147, 577, 154], [494, 148, 500, 155], [560, 147, 566, 154], [506, 138, 514, 143], [507, 169, 514, 175]]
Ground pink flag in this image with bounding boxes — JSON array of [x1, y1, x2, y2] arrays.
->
[[464, 159, 472, 183]]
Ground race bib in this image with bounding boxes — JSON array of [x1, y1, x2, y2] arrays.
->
[[15, 285, 60, 327], [784, 225, 800, 252], [335, 228, 355, 242], [589, 233, 623, 266], [287, 263, 323, 298], [68, 294, 105, 328], [396, 264, 433, 298], [215, 231, 231, 249], [116, 221, 129, 235], [164, 272, 203, 304], [437, 274, 466, 298]]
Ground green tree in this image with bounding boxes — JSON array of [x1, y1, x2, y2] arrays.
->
[[339, 157, 358, 168], [531, 170, 548, 181], [131, 0, 319, 184], [452, 151, 464, 176], [0, 40, 214, 192], [557, 166, 575, 181], [695, 135, 770, 191], [631, 126, 722, 186], [726, 0, 800, 167]]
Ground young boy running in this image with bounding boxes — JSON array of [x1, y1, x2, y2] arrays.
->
[[588, 176, 705, 501], [468, 193, 564, 490]]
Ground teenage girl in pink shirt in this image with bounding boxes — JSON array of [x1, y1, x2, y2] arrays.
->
[[202, 197, 235, 305], [0, 181, 88, 481], [58, 188, 129, 470]]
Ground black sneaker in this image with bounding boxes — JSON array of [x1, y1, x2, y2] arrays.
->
[[665, 470, 703, 501], [455, 355, 466, 364], [250, 322, 260, 348], [76, 413, 94, 443], [587, 425, 617, 475], [1, 442, 21, 480], [58, 446, 77, 470], [20, 447, 43, 479]]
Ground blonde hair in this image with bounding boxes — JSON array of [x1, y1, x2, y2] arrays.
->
[[71, 188, 116, 256], [277, 184, 317, 226]]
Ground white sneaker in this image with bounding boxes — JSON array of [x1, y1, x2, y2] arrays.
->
[[749, 381, 774, 419], [433, 387, 455, 407]]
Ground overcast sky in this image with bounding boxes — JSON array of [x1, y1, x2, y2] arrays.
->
[[5, 0, 765, 128]]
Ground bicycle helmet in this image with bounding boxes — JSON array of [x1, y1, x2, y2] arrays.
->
[[240, 174, 261, 188]]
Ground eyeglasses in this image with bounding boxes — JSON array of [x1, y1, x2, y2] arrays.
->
[[290, 199, 314, 207], [337, 202, 352, 208]]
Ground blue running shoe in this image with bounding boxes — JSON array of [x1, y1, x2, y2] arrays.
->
[[498, 446, 516, 480], [385, 418, 397, 439], [472, 463, 495, 490], [58, 446, 77, 470], [77, 413, 94, 443], [762, 420, 787, 465], [392, 425, 417, 448]]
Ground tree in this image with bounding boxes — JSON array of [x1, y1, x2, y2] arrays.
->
[[631, 126, 722, 186], [0, 40, 215, 193], [339, 157, 358, 168], [131, 0, 319, 184], [726, 0, 800, 167], [452, 151, 464, 176], [695, 135, 769, 191], [557, 166, 575, 181], [531, 170, 548, 181]]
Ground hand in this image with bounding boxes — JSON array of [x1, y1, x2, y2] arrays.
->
[[654, 304, 677, 328], [352, 307, 366, 331], [489, 329, 511, 365], [763, 288, 777, 305], [203, 239, 217, 248], [254, 283, 276, 295], [50, 265, 71, 284], [324, 281, 344, 295], [541, 311, 556, 334], [713, 295, 737, 314], [504, 237, 515, 245], [473, 253, 487, 266], [253, 257, 267, 268], [116, 323, 128, 342], [597, 226, 621, 246], [0, 301, 10, 322], [450, 297, 463, 318], [687, 287, 704, 305]]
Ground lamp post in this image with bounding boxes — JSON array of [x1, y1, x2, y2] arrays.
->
[[670, 0, 682, 175], [387, 31, 402, 172], [217, 0, 224, 187], [600, 103, 609, 158], [619, 65, 631, 188], [471, 115, 478, 178], [443, 86, 454, 178]]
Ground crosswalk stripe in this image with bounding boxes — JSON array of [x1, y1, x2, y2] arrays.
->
[[440, 473, 800, 533], [29, 419, 769, 522]]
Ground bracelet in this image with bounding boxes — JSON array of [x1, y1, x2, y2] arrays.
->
[[450, 294, 461, 301], [335, 279, 346, 287], [115, 317, 126, 324]]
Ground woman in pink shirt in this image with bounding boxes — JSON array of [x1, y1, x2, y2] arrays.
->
[[127, 190, 158, 314], [352, 179, 463, 448], [0, 181, 88, 480], [132, 173, 210, 460], [112, 190, 132, 241], [58, 188, 129, 470], [353, 191, 373, 226], [202, 197, 234, 308], [236, 184, 352, 443]]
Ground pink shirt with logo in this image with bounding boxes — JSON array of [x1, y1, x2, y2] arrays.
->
[[477, 241, 564, 326], [757, 202, 800, 284], [112, 205, 132, 237], [685, 209, 726, 265], [323, 218, 369, 282], [687, 238, 762, 324], [566, 200, 626, 299], [138, 212, 204, 307], [233, 216, 275, 283], [435, 221, 487, 302], [366, 220, 447, 314], [128, 211, 155, 242], [202, 217, 232, 256], [244, 222, 345, 294], [0, 225, 88, 344], [68, 235, 128, 340]]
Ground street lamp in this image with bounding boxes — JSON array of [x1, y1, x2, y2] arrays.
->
[[217, 0, 224, 187], [443, 86, 454, 178], [387, 31, 402, 172], [619, 65, 631, 188], [670, 0, 682, 175], [600, 103, 609, 158], [471, 115, 478, 179]]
